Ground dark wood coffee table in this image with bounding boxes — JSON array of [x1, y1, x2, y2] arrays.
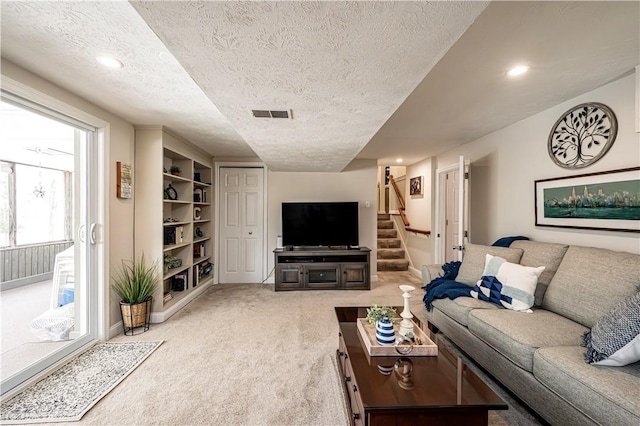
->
[[335, 307, 507, 426]]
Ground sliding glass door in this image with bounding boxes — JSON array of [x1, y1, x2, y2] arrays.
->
[[0, 92, 100, 396]]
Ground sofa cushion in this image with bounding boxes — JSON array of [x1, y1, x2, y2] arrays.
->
[[542, 246, 640, 328], [534, 346, 640, 426], [431, 297, 499, 326], [510, 240, 569, 306], [582, 292, 640, 366], [470, 254, 545, 312], [421, 264, 444, 285], [456, 243, 523, 286], [468, 308, 587, 372]]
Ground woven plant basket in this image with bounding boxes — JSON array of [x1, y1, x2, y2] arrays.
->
[[120, 298, 152, 329]]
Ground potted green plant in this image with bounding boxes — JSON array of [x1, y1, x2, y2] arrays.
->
[[169, 165, 181, 176], [366, 304, 398, 325], [112, 255, 158, 334]]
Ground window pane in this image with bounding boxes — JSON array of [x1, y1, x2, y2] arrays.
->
[[0, 162, 10, 247], [15, 164, 66, 245]]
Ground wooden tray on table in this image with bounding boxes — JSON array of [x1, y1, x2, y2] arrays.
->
[[356, 318, 438, 357]]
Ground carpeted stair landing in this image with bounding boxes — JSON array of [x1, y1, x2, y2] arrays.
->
[[377, 213, 409, 271]]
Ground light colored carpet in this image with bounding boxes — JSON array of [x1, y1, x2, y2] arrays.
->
[[1, 341, 162, 424], [5, 273, 541, 425]]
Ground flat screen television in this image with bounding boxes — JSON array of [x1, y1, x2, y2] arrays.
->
[[282, 202, 359, 247]]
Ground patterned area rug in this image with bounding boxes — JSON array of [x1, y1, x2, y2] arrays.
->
[[1, 341, 163, 424]]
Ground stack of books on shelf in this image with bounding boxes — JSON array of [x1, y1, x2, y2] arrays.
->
[[194, 261, 213, 287], [194, 242, 206, 259], [163, 292, 173, 303]]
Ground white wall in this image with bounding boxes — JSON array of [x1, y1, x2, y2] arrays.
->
[[404, 157, 434, 267], [1, 59, 136, 330], [434, 73, 639, 254], [267, 159, 378, 276]]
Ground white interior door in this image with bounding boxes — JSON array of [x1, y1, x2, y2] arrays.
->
[[444, 169, 459, 262], [218, 167, 264, 283], [436, 156, 469, 263], [456, 155, 466, 261]]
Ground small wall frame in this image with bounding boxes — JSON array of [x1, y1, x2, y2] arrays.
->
[[116, 162, 132, 199], [409, 176, 423, 196]]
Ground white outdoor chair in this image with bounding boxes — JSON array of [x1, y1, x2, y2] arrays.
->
[[30, 246, 75, 341]]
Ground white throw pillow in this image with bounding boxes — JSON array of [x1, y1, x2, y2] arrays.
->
[[470, 254, 545, 313]]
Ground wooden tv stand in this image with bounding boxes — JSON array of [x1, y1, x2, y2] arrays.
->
[[274, 247, 371, 291]]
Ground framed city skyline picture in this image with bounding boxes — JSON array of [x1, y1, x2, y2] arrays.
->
[[534, 167, 640, 232]]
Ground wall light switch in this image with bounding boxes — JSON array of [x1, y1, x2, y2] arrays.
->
[[365, 200, 370, 208]]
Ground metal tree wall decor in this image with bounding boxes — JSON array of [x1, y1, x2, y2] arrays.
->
[[547, 102, 617, 169]]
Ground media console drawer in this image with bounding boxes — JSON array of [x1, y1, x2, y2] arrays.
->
[[274, 248, 370, 291]]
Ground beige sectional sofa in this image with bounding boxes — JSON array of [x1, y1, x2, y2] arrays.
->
[[413, 241, 640, 426]]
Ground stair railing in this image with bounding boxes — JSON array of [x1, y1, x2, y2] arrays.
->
[[389, 175, 430, 236]]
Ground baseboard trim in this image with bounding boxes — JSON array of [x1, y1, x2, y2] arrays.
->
[[408, 266, 422, 280], [109, 322, 123, 339], [150, 280, 211, 323]]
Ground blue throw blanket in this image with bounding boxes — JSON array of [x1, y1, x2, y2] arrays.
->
[[492, 235, 529, 247], [422, 261, 471, 311]]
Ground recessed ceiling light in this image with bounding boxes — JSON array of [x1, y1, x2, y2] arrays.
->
[[96, 55, 123, 69], [396, 158, 403, 163], [507, 65, 530, 77]]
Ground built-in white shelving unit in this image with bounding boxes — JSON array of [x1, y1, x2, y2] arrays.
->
[[134, 126, 214, 323]]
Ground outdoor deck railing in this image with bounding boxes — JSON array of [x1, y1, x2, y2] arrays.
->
[[0, 240, 73, 288]]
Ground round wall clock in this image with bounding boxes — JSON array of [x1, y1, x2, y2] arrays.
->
[[548, 102, 617, 169], [164, 184, 178, 200]]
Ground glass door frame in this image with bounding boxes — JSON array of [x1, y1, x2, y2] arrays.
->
[[0, 78, 108, 398]]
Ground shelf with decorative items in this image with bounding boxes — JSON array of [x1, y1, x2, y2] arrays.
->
[[193, 161, 212, 185], [193, 185, 210, 204], [193, 256, 214, 288], [193, 202, 211, 222], [163, 242, 191, 275], [162, 265, 190, 308], [193, 239, 208, 261], [163, 179, 191, 204], [134, 125, 214, 322]]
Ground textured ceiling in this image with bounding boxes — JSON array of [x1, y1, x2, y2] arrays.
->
[[130, 1, 488, 171], [359, 1, 640, 165], [0, 1, 254, 157], [1, 1, 638, 172]]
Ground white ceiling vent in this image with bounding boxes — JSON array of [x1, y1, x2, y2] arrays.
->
[[252, 109, 291, 119]]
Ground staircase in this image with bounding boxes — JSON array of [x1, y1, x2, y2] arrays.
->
[[377, 213, 409, 271]]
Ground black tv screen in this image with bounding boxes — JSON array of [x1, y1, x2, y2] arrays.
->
[[282, 202, 359, 247]]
